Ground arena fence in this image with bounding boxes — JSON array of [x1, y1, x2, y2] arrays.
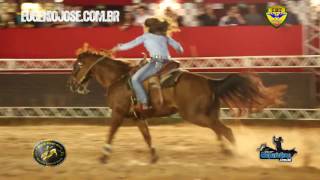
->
[[1, 55, 320, 120], [1, 55, 320, 73], [1, 107, 319, 121]]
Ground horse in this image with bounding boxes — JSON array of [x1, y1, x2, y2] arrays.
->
[[68, 44, 286, 164]]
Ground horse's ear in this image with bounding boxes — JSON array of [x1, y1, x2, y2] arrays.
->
[[76, 42, 90, 56]]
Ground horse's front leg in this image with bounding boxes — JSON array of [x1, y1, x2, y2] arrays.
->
[[136, 119, 159, 163], [100, 111, 124, 164]]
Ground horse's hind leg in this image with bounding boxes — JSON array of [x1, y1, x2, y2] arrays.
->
[[180, 111, 235, 145], [136, 119, 159, 163], [180, 110, 235, 156], [100, 112, 124, 164], [208, 117, 235, 145], [209, 113, 235, 145], [210, 119, 236, 156], [209, 120, 235, 156]]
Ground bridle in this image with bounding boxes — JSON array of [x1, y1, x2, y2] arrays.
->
[[77, 56, 106, 84], [74, 55, 135, 90]]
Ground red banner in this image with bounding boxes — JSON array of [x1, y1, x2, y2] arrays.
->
[[0, 26, 302, 58]]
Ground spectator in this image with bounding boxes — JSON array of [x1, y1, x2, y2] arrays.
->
[[219, 6, 246, 26], [164, 7, 183, 27], [0, 12, 16, 28], [197, 4, 218, 26], [244, 5, 265, 25], [119, 11, 135, 30], [285, 10, 299, 25], [134, 5, 151, 26]]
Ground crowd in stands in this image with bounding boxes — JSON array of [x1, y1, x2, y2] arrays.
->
[[0, 1, 300, 28]]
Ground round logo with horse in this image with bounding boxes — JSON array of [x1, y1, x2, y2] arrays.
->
[[33, 140, 66, 166]]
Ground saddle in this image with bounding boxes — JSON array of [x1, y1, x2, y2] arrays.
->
[[128, 59, 184, 116]]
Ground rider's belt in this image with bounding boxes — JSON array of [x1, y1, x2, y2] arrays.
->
[[151, 56, 169, 63]]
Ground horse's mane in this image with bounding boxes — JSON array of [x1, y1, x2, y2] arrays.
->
[[76, 43, 133, 68], [76, 43, 113, 57]]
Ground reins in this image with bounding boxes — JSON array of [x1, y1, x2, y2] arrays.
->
[[79, 55, 133, 87], [79, 56, 106, 83]]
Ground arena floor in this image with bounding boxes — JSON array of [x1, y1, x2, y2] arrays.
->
[[0, 123, 319, 180]]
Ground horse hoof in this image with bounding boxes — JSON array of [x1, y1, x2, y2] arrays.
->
[[221, 147, 234, 156], [225, 129, 236, 145], [99, 155, 108, 164], [229, 137, 236, 146], [150, 155, 159, 164]]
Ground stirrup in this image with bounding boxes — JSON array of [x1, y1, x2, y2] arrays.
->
[[130, 96, 139, 119], [130, 96, 137, 105]]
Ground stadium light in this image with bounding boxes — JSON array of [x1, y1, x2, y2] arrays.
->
[[311, 0, 320, 6], [159, 0, 181, 11], [21, 3, 43, 12], [311, 0, 320, 12]]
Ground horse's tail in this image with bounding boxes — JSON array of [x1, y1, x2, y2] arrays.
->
[[209, 73, 287, 116]]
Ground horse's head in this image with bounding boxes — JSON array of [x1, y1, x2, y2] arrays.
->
[[68, 43, 113, 94], [68, 52, 95, 94], [68, 43, 133, 94]]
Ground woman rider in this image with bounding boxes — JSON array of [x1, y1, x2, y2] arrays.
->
[[111, 17, 184, 111]]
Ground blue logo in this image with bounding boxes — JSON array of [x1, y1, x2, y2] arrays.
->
[[258, 136, 297, 162]]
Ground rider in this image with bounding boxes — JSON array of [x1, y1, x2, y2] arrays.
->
[[111, 17, 184, 111]]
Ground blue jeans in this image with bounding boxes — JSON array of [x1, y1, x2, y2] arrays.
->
[[131, 60, 164, 105]]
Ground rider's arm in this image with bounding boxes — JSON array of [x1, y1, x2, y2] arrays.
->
[[116, 35, 144, 51], [167, 37, 184, 54]]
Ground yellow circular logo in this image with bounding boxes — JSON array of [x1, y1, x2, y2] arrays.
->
[[33, 140, 66, 166]]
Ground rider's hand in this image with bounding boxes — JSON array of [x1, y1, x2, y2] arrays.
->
[[178, 47, 184, 54]]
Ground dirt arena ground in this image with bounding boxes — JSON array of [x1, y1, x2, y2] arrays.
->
[[0, 123, 319, 180]]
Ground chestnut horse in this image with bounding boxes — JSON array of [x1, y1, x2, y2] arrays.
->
[[68, 46, 286, 164]]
